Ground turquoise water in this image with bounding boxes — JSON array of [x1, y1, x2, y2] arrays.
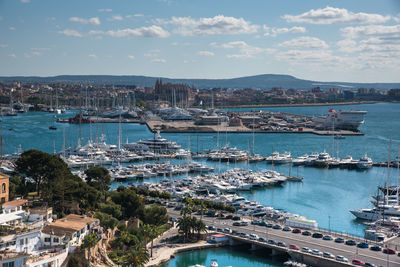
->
[[1, 103, 400, 237], [160, 246, 286, 267], [2, 103, 400, 267]]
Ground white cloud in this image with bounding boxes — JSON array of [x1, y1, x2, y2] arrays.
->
[[89, 25, 169, 38], [219, 41, 275, 59], [144, 53, 158, 57], [8, 54, 16, 58], [283, 6, 390, 24], [9, 27, 16, 31], [88, 54, 97, 59], [24, 51, 42, 58], [394, 14, 400, 23], [276, 49, 340, 65], [58, 29, 83, 37], [98, 8, 112, 12], [128, 55, 135, 60], [0, 44, 8, 48], [20, 0, 30, 3], [341, 24, 400, 40], [70, 17, 100, 25], [198, 50, 214, 56], [157, 15, 259, 36], [279, 36, 329, 49], [151, 58, 166, 63], [263, 25, 306, 37], [109, 15, 123, 21]]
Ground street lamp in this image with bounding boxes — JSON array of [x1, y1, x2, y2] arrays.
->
[[328, 215, 331, 233]]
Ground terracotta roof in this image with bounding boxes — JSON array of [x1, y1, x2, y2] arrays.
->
[[2, 199, 29, 207], [50, 214, 99, 231], [42, 225, 76, 237]]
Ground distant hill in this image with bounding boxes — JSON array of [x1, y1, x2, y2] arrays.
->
[[0, 74, 399, 90]]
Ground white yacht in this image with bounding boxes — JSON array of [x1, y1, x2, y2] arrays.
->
[[313, 151, 332, 168], [350, 205, 400, 221], [266, 151, 291, 164], [123, 130, 183, 153], [292, 154, 309, 166], [312, 109, 367, 131], [356, 154, 373, 169]]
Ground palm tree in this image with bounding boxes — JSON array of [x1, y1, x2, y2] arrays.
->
[[193, 218, 207, 240], [177, 216, 191, 242], [142, 224, 168, 257], [123, 244, 150, 267], [81, 233, 98, 261]]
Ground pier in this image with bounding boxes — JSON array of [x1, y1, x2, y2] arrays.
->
[[167, 208, 400, 267], [145, 120, 364, 136]]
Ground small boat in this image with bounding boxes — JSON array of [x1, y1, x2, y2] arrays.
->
[[334, 134, 345, 139], [210, 260, 218, 267], [49, 126, 57, 130]]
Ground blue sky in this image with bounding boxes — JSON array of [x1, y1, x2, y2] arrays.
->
[[1, 0, 400, 82]]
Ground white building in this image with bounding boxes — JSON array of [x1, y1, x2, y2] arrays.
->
[[0, 230, 41, 254]]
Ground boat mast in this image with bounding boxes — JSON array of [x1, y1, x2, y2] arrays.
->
[[386, 139, 392, 203]]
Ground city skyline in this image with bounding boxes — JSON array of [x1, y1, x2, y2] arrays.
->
[[1, 0, 400, 83]]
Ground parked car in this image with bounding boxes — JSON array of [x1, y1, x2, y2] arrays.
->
[[258, 237, 267, 242], [292, 228, 301, 234], [225, 214, 233, 220], [312, 232, 323, 238], [364, 263, 376, 267], [249, 234, 259, 240], [233, 222, 241, 226], [301, 247, 311, 253], [232, 216, 241, 221], [289, 244, 300, 250], [334, 237, 345, 243], [272, 224, 282, 229], [223, 228, 232, 234], [383, 248, 396, 254], [277, 241, 287, 247], [345, 239, 357, 246], [323, 252, 335, 259], [265, 223, 273, 228], [282, 226, 292, 231], [357, 242, 369, 248], [251, 220, 261, 225], [208, 225, 216, 230], [336, 255, 349, 262], [302, 231, 312, 236], [311, 249, 323, 256], [240, 232, 250, 238], [370, 245, 382, 251], [258, 221, 267, 226], [322, 235, 333, 241], [352, 259, 365, 265], [240, 221, 248, 226], [216, 228, 223, 232], [268, 239, 277, 245]]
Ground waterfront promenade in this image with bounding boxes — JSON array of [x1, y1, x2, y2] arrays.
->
[[167, 208, 400, 266]]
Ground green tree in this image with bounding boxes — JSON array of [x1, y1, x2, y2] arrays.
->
[[123, 244, 149, 267], [81, 233, 98, 260], [94, 212, 118, 230], [84, 166, 111, 201], [111, 187, 145, 220], [99, 202, 122, 220], [142, 204, 169, 226]]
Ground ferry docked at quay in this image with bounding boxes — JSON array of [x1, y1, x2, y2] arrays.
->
[[312, 109, 367, 131]]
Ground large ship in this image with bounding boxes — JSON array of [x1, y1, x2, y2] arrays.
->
[[312, 109, 367, 131], [122, 130, 182, 153]]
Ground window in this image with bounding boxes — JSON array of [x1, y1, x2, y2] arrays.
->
[[20, 239, 24, 245], [44, 237, 51, 242], [2, 262, 15, 267], [1, 183, 6, 193], [53, 237, 59, 243]]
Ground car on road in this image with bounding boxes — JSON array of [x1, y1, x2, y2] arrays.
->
[[289, 244, 300, 250], [370, 245, 382, 251], [250, 234, 259, 240], [336, 255, 349, 262], [251, 220, 261, 225], [223, 228, 232, 234], [345, 239, 357, 246], [352, 259, 365, 265], [216, 228, 223, 232], [258, 237, 267, 242], [233, 222, 241, 226], [383, 248, 396, 254], [282, 226, 292, 231], [312, 232, 323, 238], [292, 228, 301, 234], [272, 224, 282, 229], [225, 214, 233, 220], [268, 239, 277, 245], [258, 221, 267, 226], [357, 242, 369, 248], [301, 247, 311, 253], [302, 231, 311, 236], [364, 263, 376, 267], [240, 221, 248, 226], [322, 235, 333, 241], [232, 216, 241, 221], [334, 237, 344, 243], [265, 223, 273, 228], [277, 241, 287, 247], [323, 252, 335, 259], [311, 249, 323, 256], [240, 232, 250, 238]]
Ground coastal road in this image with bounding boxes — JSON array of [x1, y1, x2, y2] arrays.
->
[[167, 208, 400, 266]]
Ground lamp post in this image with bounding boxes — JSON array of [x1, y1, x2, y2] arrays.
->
[[328, 215, 331, 233]]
